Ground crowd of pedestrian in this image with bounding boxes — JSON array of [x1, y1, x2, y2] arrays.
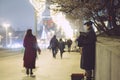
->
[[49, 35, 73, 59]]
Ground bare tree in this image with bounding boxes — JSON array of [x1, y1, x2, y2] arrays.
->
[[49, 0, 120, 35]]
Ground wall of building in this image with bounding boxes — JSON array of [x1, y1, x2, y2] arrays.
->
[[96, 37, 120, 80]]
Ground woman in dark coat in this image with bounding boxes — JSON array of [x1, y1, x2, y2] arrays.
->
[[78, 21, 96, 80], [23, 29, 41, 76]]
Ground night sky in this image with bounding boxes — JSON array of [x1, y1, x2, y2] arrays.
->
[[0, 0, 35, 31]]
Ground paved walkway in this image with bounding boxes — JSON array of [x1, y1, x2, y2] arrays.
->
[[0, 49, 84, 80]]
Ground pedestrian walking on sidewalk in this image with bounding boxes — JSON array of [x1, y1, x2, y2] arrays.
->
[[78, 21, 96, 80], [50, 35, 59, 58], [58, 38, 65, 59], [66, 39, 72, 52], [23, 29, 41, 77]]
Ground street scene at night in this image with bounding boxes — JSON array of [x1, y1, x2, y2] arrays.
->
[[0, 0, 120, 80]]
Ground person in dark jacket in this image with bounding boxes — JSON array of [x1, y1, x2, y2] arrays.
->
[[78, 21, 96, 80], [67, 39, 72, 52], [58, 38, 65, 59], [23, 29, 41, 76], [50, 35, 59, 58]]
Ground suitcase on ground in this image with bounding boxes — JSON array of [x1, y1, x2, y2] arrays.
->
[[71, 73, 84, 80]]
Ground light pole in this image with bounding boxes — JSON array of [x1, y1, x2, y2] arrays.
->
[[3, 23, 10, 47], [8, 32, 12, 46], [34, 8, 38, 37]]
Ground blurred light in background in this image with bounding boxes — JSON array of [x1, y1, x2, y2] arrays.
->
[[2, 23, 10, 47], [52, 12, 73, 39], [7, 43, 23, 48]]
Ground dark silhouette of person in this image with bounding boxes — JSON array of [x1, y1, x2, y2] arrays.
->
[[58, 38, 65, 59], [78, 21, 97, 80], [76, 32, 86, 54], [50, 35, 58, 58], [23, 29, 41, 76], [76, 32, 85, 48], [67, 39, 72, 52]]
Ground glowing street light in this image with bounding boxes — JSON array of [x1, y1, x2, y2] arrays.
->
[[52, 13, 73, 39], [8, 32, 12, 46], [2, 23, 10, 47]]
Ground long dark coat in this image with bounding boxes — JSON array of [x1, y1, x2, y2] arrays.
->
[[79, 29, 96, 70], [23, 35, 37, 69]]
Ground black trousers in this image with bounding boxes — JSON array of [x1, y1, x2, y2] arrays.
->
[[52, 48, 57, 58], [26, 68, 33, 75]]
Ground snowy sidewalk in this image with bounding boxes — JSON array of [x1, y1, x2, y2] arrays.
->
[[0, 49, 84, 80]]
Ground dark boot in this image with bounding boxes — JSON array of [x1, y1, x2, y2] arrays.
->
[[60, 52, 63, 59], [86, 77, 92, 80], [85, 70, 92, 80], [30, 68, 35, 77], [26, 68, 29, 75], [30, 68, 33, 75]]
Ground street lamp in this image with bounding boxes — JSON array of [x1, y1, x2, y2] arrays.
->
[[2, 23, 10, 47], [8, 32, 12, 46]]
